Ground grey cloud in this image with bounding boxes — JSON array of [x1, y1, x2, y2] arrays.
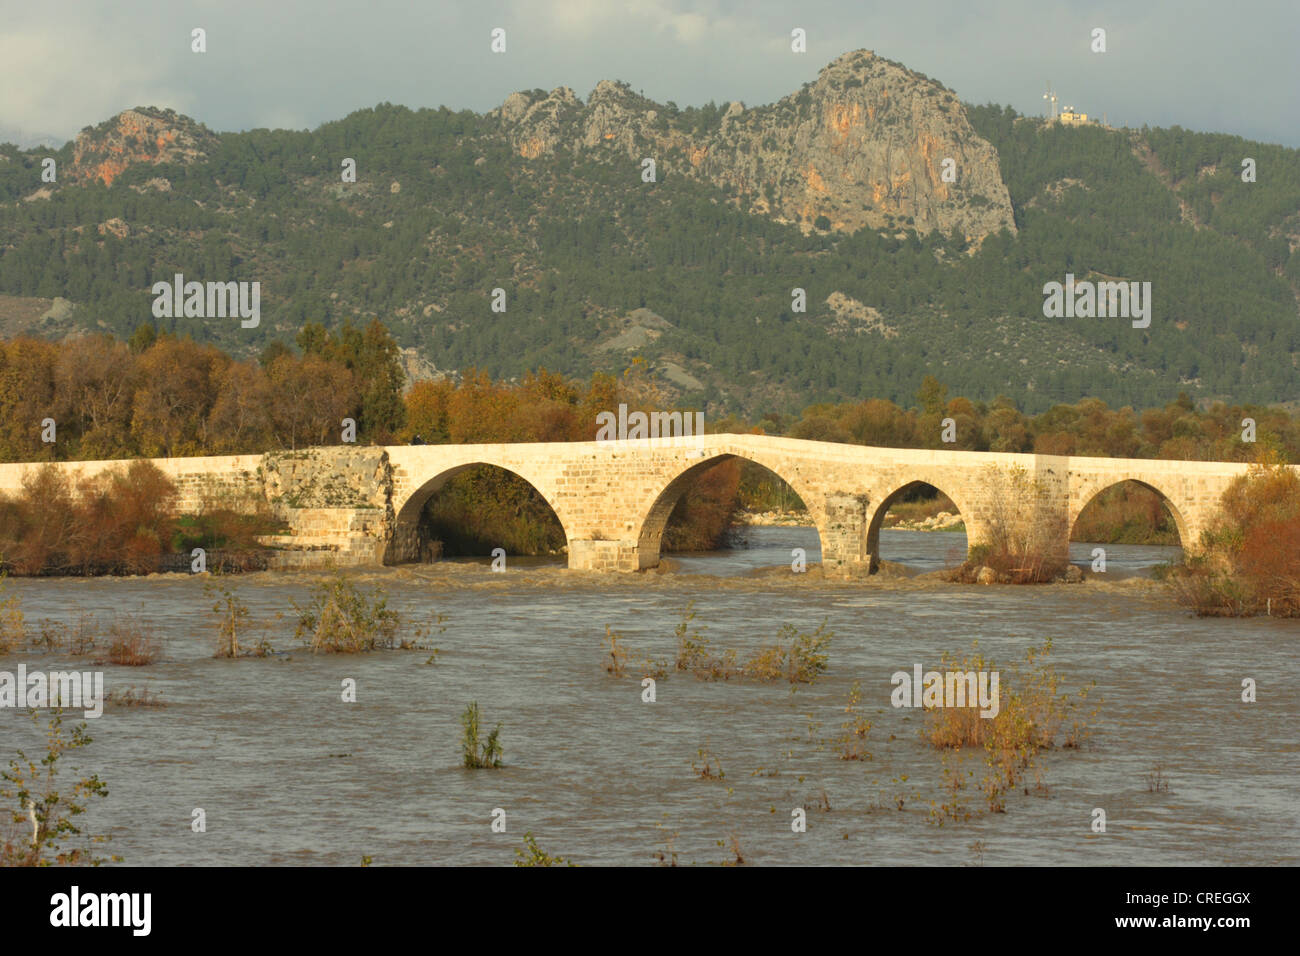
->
[[0, 0, 1294, 147]]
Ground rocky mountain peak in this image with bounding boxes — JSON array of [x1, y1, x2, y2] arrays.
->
[[493, 87, 584, 158], [70, 107, 218, 186], [495, 49, 1015, 244], [704, 48, 1014, 239], [587, 79, 631, 102], [819, 48, 873, 75]]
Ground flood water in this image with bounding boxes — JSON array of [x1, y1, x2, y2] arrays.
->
[[3, 527, 1295, 867]]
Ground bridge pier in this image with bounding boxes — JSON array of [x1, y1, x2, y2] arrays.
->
[[383, 516, 437, 565], [820, 493, 874, 574], [567, 538, 650, 572]]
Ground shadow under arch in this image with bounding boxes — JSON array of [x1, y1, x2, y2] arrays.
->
[[636, 451, 823, 569], [866, 478, 976, 565], [1069, 477, 1191, 550], [386, 460, 572, 565]]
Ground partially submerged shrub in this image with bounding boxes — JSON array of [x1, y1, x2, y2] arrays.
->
[[31, 614, 98, 657], [674, 602, 733, 676], [206, 579, 271, 657], [926, 640, 1096, 751], [1145, 766, 1172, 793], [838, 681, 873, 761], [743, 620, 832, 683], [692, 745, 724, 780], [294, 573, 430, 652], [103, 686, 166, 708], [461, 702, 503, 769], [717, 834, 746, 867], [638, 655, 670, 680], [664, 604, 832, 683], [102, 617, 161, 666], [514, 832, 574, 867], [603, 625, 627, 677], [925, 640, 1098, 813], [804, 789, 832, 812], [27, 613, 165, 665], [653, 821, 680, 867], [0, 570, 23, 654], [930, 752, 975, 825]]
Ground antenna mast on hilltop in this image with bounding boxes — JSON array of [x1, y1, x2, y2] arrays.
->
[[1043, 83, 1058, 121]]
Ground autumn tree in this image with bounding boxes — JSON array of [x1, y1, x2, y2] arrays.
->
[[0, 338, 59, 462], [52, 335, 135, 459], [267, 353, 357, 449], [402, 378, 453, 443], [129, 336, 228, 457], [207, 360, 276, 453], [297, 319, 406, 441]]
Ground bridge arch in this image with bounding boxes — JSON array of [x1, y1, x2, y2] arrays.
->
[[1069, 476, 1191, 550], [386, 459, 574, 565], [866, 476, 981, 566], [634, 449, 828, 570]]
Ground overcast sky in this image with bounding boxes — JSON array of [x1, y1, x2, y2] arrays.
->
[[2, 0, 1296, 147]]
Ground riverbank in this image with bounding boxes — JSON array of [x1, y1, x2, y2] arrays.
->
[[58, 554, 1161, 601], [736, 509, 965, 532], [736, 509, 808, 527]]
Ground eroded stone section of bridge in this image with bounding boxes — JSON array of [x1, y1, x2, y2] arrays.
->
[[0, 435, 1264, 573]]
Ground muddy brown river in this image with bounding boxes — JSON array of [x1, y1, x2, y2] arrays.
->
[[3, 528, 1296, 866]]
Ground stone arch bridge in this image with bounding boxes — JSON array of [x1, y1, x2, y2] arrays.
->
[[0, 435, 1265, 572]]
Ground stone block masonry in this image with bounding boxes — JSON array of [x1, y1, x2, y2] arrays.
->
[[0, 455, 265, 515]]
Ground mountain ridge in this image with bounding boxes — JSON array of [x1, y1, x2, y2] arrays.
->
[[490, 49, 1016, 242], [0, 49, 1296, 416]]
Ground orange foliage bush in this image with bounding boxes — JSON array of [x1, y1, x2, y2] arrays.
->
[[0, 461, 179, 575], [1238, 518, 1300, 614], [1174, 465, 1300, 616]]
